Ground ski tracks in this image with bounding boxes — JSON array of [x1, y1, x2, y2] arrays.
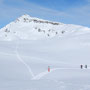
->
[[32, 68, 81, 80], [14, 41, 88, 80], [15, 41, 35, 78]]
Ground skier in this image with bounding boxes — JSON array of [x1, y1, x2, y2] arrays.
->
[[80, 65, 83, 69], [48, 66, 50, 72], [85, 65, 87, 69]]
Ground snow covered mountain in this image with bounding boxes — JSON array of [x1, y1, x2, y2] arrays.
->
[[1, 14, 90, 90], [0, 14, 90, 41]]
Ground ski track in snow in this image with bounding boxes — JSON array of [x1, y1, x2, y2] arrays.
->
[[1, 42, 90, 80], [32, 68, 58, 80], [32, 68, 85, 80], [0, 50, 90, 80], [15, 41, 35, 78], [14, 42, 81, 80]]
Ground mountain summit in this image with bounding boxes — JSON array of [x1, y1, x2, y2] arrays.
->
[[0, 14, 90, 41]]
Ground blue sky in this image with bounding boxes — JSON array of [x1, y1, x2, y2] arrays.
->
[[26, 0, 87, 10], [0, 0, 90, 28]]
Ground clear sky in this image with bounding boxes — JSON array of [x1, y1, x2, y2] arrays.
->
[[0, 0, 90, 28]]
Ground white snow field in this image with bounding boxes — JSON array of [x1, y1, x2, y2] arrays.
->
[[0, 15, 90, 90]]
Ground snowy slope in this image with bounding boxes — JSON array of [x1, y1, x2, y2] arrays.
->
[[0, 36, 90, 90], [0, 14, 90, 41]]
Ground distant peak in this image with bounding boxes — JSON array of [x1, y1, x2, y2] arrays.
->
[[19, 14, 31, 20], [21, 14, 31, 18], [15, 14, 32, 22]]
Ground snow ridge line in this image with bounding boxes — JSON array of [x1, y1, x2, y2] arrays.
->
[[15, 41, 35, 78]]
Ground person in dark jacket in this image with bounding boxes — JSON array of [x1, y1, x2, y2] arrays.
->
[[80, 65, 83, 69], [85, 65, 87, 69]]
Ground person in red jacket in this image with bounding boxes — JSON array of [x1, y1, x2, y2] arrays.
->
[[48, 66, 50, 72]]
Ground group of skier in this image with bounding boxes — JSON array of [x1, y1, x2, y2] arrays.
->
[[80, 65, 87, 69], [48, 65, 88, 72]]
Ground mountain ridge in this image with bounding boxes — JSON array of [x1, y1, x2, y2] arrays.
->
[[0, 14, 90, 41]]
